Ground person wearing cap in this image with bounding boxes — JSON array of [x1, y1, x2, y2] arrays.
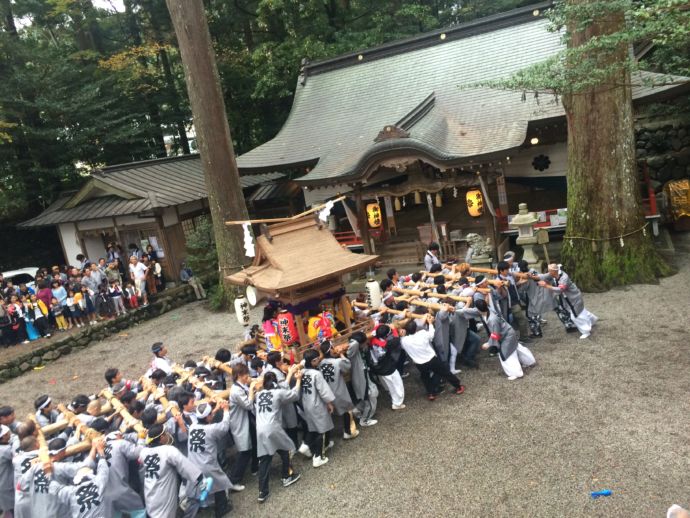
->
[[539, 263, 598, 339], [186, 400, 234, 517], [138, 423, 205, 518], [250, 366, 303, 503], [48, 439, 110, 518], [148, 342, 172, 375], [0, 425, 14, 516], [319, 341, 359, 440], [475, 298, 536, 380]]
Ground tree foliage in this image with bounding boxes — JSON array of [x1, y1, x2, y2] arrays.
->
[[1, 0, 535, 222]]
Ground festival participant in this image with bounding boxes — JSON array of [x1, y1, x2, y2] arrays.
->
[[0, 407, 19, 434], [186, 401, 233, 518], [401, 316, 465, 401], [100, 430, 145, 518], [48, 440, 110, 518], [450, 299, 482, 369], [516, 260, 550, 338], [432, 303, 456, 374], [495, 261, 530, 343], [34, 395, 59, 427], [263, 352, 300, 448], [475, 299, 536, 380], [128, 256, 149, 307], [319, 341, 359, 440], [298, 349, 335, 468], [424, 242, 442, 272], [228, 363, 254, 490], [261, 304, 282, 351], [0, 426, 14, 517], [539, 264, 598, 339], [149, 342, 173, 375], [138, 424, 205, 518], [250, 368, 302, 503], [369, 325, 405, 410], [346, 332, 378, 427]]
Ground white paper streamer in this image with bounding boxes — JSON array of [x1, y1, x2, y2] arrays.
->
[[242, 223, 255, 257], [318, 200, 334, 223]]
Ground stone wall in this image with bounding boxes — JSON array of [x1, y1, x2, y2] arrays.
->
[[636, 121, 690, 192], [0, 285, 198, 383]]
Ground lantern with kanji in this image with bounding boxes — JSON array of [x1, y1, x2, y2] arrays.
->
[[366, 202, 382, 228], [466, 189, 484, 217], [233, 295, 250, 326], [277, 309, 298, 346]]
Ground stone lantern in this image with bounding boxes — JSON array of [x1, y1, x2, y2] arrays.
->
[[509, 203, 541, 269]]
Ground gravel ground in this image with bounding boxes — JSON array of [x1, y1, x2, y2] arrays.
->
[[1, 236, 689, 517]]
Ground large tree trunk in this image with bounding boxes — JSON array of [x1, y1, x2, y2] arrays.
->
[[560, 1, 670, 291], [165, 0, 249, 302]]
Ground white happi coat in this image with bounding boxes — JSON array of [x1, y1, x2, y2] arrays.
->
[[228, 382, 253, 452], [319, 357, 354, 415], [103, 436, 143, 513], [300, 368, 335, 434], [255, 387, 300, 457], [138, 444, 202, 518], [187, 411, 232, 493], [0, 441, 14, 512], [50, 458, 110, 518]]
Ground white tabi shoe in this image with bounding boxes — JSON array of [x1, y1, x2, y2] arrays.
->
[[312, 455, 329, 468], [297, 443, 312, 457]]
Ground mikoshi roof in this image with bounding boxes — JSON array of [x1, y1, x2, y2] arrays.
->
[[236, 1, 687, 185], [227, 217, 378, 293], [20, 154, 283, 227]]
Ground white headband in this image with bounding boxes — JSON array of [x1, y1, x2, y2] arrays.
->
[[195, 404, 212, 420], [38, 397, 51, 410]]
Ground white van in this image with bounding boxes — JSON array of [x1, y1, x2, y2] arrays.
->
[[2, 268, 39, 290]]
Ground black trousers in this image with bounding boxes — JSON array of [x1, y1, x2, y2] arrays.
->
[[304, 430, 331, 458], [34, 317, 49, 336], [212, 488, 231, 518], [229, 449, 251, 484], [416, 356, 461, 395], [258, 450, 291, 495]]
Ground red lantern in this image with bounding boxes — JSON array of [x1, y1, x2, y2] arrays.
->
[[277, 310, 298, 346]]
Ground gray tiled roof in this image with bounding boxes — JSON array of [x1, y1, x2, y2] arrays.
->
[[20, 155, 283, 227], [236, 3, 686, 184]]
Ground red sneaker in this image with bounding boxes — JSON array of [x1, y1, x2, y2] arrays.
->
[[455, 385, 466, 395], [427, 394, 436, 401]]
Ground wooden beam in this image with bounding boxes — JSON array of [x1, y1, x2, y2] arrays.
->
[[225, 195, 347, 226]]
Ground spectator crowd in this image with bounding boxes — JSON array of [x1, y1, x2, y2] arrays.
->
[[0, 242, 173, 348]]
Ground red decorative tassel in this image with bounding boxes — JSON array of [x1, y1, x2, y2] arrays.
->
[[490, 332, 501, 341]]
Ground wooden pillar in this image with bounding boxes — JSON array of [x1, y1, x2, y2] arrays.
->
[[154, 213, 177, 282], [497, 167, 509, 218], [355, 189, 372, 255], [294, 313, 309, 347], [425, 193, 440, 243], [383, 196, 396, 237]]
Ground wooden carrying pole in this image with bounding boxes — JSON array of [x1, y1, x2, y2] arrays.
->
[[100, 389, 148, 437], [226, 195, 347, 225], [28, 415, 51, 470], [172, 365, 229, 402]]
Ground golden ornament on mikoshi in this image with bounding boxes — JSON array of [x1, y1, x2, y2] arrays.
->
[[366, 202, 382, 228], [466, 189, 484, 217]]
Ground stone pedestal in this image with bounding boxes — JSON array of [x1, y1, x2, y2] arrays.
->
[[509, 203, 541, 269]]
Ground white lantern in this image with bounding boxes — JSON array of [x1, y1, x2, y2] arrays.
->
[[246, 286, 258, 306], [234, 295, 250, 326], [365, 278, 382, 309]]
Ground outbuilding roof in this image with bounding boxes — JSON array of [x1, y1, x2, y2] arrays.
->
[[20, 154, 283, 227], [236, 2, 687, 185]]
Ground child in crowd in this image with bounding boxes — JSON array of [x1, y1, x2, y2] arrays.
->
[[50, 298, 67, 332], [66, 289, 85, 328], [28, 294, 51, 338], [124, 281, 139, 309], [109, 279, 127, 316]]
